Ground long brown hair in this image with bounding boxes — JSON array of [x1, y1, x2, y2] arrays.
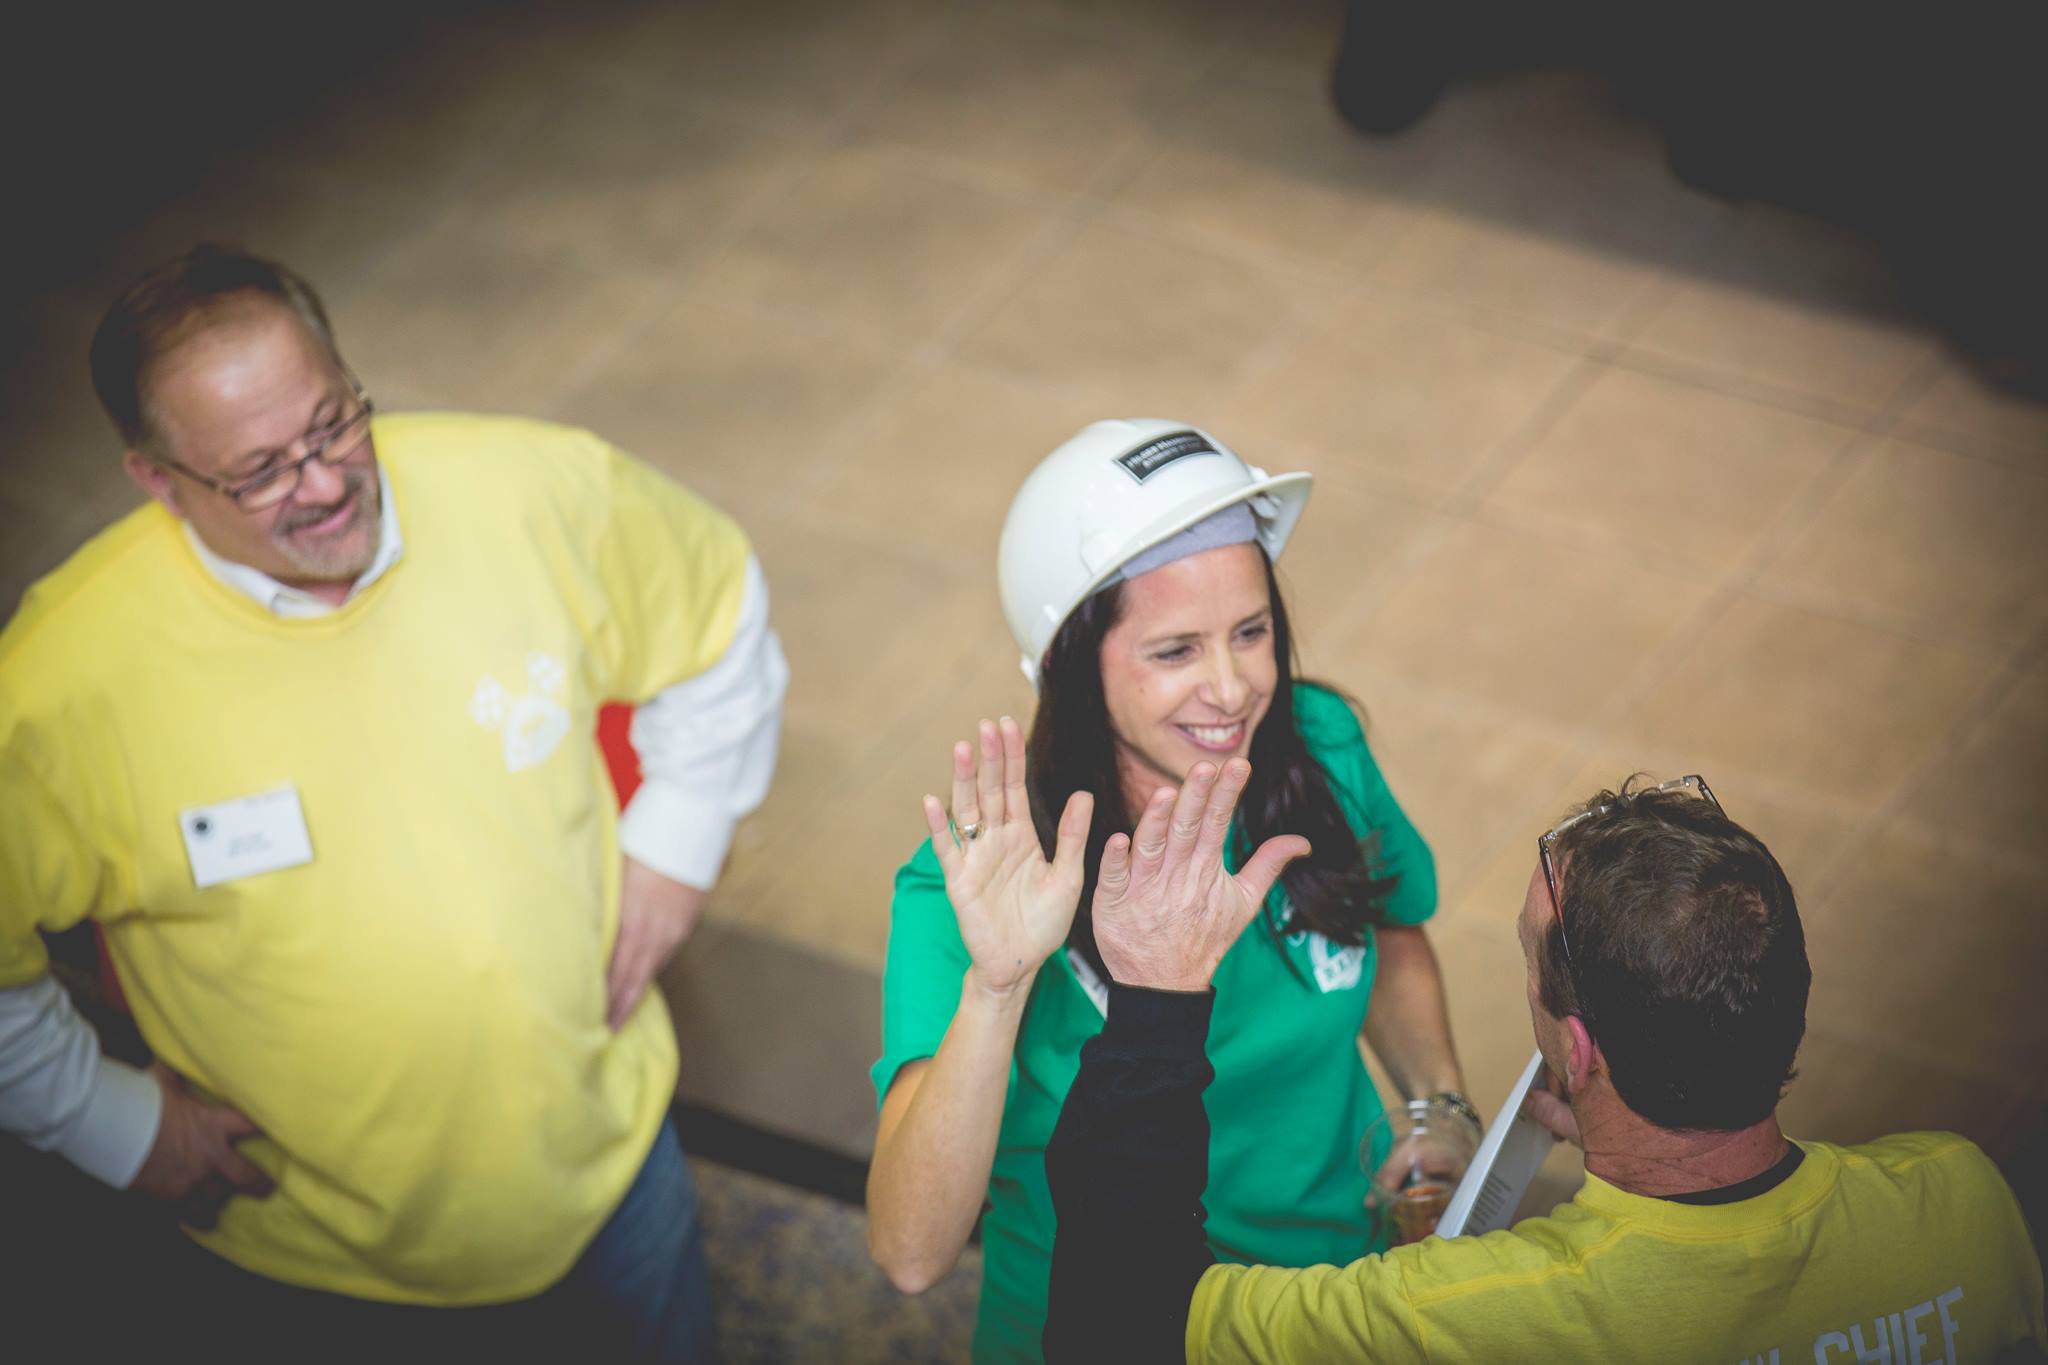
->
[[1026, 551, 1399, 979]]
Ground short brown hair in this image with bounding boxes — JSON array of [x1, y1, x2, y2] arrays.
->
[[88, 243, 339, 450], [1537, 778, 1809, 1131]]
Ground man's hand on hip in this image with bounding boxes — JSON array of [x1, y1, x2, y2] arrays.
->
[[129, 1063, 274, 1228], [608, 855, 709, 1031], [1093, 758, 1310, 993]]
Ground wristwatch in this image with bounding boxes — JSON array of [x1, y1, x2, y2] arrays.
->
[[1427, 1090, 1482, 1131]]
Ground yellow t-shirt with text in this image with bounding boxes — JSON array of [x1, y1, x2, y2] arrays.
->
[[0, 414, 751, 1304], [1190, 1132, 2044, 1364]]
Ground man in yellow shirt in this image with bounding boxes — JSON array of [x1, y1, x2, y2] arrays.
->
[[0, 246, 787, 1360], [1042, 766, 2046, 1363]]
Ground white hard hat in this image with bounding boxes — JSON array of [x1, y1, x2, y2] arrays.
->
[[998, 419, 1312, 685]]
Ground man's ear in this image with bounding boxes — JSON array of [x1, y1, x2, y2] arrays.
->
[[123, 450, 183, 517], [1564, 1015, 1601, 1096]]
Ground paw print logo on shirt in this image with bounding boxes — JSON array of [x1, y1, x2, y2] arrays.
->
[[470, 652, 572, 773]]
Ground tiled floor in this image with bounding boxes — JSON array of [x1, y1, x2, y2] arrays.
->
[[696, 1156, 979, 1362], [5, 0, 2044, 1191]]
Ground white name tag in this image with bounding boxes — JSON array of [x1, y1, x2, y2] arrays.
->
[[179, 786, 315, 889]]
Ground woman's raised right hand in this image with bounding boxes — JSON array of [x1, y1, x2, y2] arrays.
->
[[922, 716, 1093, 998]]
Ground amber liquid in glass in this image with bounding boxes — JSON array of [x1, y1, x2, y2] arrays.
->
[[1392, 1180, 1451, 1244]]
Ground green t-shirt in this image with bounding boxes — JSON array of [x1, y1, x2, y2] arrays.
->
[[871, 684, 1438, 1364]]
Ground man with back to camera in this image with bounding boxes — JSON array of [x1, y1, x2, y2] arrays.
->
[[0, 244, 788, 1360], [1041, 771, 2046, 1363]]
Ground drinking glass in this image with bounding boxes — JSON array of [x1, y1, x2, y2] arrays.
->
[[1360, 1097, 1482, 1246]]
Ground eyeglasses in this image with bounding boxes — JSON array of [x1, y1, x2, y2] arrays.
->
[[153, 389, 377, 512], [1539, 774, 1722, 979]]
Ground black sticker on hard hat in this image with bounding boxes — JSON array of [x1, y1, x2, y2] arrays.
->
[[1115, 431, 1218, 483]]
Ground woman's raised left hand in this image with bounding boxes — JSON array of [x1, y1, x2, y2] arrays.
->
[[921, 716, 1094, 998]]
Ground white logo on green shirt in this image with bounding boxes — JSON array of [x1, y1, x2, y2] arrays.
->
[[1282, 910, 1366, 994], [470, 653, 571, 772], [1309, 935, 1365, 993]]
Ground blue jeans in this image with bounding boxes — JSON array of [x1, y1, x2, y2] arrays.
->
[[161, 1115, 714, 1364], [554, 1114, 716, 1363]]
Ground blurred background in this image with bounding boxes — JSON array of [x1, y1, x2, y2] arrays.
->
[[5, 0, 2044, 1357]]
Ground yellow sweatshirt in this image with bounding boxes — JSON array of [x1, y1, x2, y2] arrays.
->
[[1190, 1132, 2045, 1364], [0, 413, 751, 1304]]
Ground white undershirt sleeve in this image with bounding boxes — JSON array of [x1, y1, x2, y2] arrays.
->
[[615, 554, 789, 891], [0, 974, 162, 1188]]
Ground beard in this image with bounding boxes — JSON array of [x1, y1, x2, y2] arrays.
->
[[270, 465, 381, 582]]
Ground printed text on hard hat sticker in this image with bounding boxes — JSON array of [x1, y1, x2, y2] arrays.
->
[[1115, 432, 1219, 483]]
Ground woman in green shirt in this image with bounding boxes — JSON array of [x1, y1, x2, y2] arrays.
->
[[866, 420, 1470, 1363]]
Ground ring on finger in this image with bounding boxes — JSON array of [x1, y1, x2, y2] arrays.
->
[[957, 818, 986, 842]]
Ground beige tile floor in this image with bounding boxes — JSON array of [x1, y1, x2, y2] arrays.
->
[[4, 0, 2044, 1182]]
